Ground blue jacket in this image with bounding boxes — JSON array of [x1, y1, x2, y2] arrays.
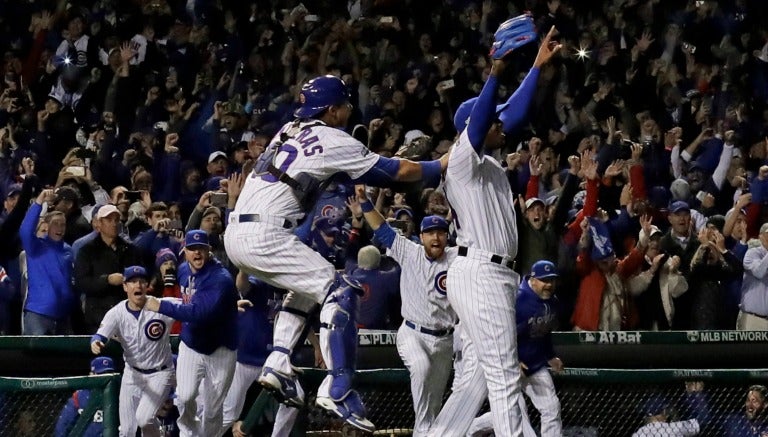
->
[[54, 389, 103, 437], [349, 262, 401, 329], [20, 203, 76, 319], [516, 277, 559, 376], [159, 258, 238, 354], [236, 277, 276, 367]]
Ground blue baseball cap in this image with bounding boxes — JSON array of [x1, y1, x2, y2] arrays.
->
[[420, 215, 449, 233], [90, 356, 115, 374], [453, 97, 510, 133], [530, 260, 559, 280], [185, 230, 210, 248], [669, 200, 691, 214], [123, 265, 148, 282]]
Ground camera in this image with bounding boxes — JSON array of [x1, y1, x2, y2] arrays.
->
[[75, 148, 97, 159], [162, 267, 177, 287], [210, 192, 228, 208], [124, 191, 142, 202]]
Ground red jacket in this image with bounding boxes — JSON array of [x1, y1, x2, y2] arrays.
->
[[571, 246, 644, 331]]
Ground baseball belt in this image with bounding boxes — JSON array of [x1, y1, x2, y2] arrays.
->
[[405, 320, 454, 337], [131, 365, 169, 375], [231, 213, 294, 229], [457, 246, 515, 270]]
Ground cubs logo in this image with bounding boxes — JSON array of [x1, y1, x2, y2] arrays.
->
[[321, 205, 337, 217], [433, 271, 448, 296], [144, 320, 167, 341]]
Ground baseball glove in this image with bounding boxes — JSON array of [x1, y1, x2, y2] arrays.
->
[[490, 14, 537, 60], [394, 136, 432, 160]]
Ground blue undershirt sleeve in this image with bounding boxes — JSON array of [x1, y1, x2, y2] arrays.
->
[[498, 67, 540, 134], [373, 224, 397, 249], [467, 75, 500, 154]]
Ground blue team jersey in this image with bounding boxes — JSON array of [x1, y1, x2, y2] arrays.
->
[[349, 261, 401, 329], [54, 389, 103, 437], [516, 277, 559, 376], [159, 259, 238, 354], [237, 277, 277, 366]]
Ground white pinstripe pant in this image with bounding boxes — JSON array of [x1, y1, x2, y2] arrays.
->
[[396, 322, 454, 436], [222, 362, 299, 436], [118, 366, 174, 437], [225, 223, 335, 374], [466, 369, 561, 437], [443, 256, 524, 436], [176, 342, 236, 437]]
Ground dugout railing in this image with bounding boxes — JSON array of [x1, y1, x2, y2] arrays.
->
[[0, 332, 767, 436]]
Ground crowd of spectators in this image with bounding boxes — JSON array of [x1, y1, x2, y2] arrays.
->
[[1, 0, 768, 336]]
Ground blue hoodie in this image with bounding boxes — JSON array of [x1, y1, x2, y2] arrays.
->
[[516, 276, 559, 376], [20, 203, 76, 319]]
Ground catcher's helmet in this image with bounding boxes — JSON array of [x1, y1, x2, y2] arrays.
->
[[294, 75, 350, 118]]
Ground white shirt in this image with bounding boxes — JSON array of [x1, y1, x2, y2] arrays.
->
[[444, 131, 518, 257], [234, 120, 379, 221], [97, 301, 175, 370], [388, 236, 457, 330], [632, 419, 699, 436]]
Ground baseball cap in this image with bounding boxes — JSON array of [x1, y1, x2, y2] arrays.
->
[[185, 230, 210, 248], [404, 129, 426, 146], [123, 265, 149, 282], [208, 151, 228, 164], [90, 356, 115, 374], [453, 97, 509, 133], [669, 201, 691, 214], [96, 204, 121, 219], [530, 260, 558, 280], [155, 248, 178, 269], [202, 206, 222, 219], [525, 198, 545, 209], [420, 215, 449, 233], [394, 208, 414, 220], [5, 183, 22, 199]]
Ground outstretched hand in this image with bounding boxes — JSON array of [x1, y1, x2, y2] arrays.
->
[[534, 26, 562, 68]]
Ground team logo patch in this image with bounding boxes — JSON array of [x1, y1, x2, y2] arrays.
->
[[433, 271, 448, 296], [144, 319, 167, 341], [321, 205, 336, 217]]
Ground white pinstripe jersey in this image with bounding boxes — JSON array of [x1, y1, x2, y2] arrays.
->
[[388, 236, 458, 330], [234, 120, 379, 221], [97, 301, 175, 370], [444, 131, 518, 258]]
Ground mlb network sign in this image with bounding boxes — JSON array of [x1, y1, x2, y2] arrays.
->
[[685, 330, 768, 343]]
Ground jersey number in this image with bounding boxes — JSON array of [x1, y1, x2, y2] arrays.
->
[[259, 130, 323, 182]]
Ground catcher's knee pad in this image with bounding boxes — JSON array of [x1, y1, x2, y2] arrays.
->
[[322, 274, 363, 401]]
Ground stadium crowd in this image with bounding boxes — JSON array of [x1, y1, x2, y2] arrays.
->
[[1, 0, 768, 435], [1, 0, 768, 335]]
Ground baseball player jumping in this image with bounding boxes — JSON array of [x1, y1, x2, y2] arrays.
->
[[90, 266, 175, 437], [434, 16, 562, 436], [145, 230, 239, 437], [354, 185, 457, 436], [224, 74, 448, 432]]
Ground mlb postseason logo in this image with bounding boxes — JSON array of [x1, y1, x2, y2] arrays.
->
[[358, 331, 397, 346], [578, 331, 642, 344]]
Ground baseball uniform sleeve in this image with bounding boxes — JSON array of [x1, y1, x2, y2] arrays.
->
[[387, 233, 422, 265], [158, 274, 234, 322], [447, 131, 481, 183], [322, 129, 379, 179], [94, 306, 119, 341]]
